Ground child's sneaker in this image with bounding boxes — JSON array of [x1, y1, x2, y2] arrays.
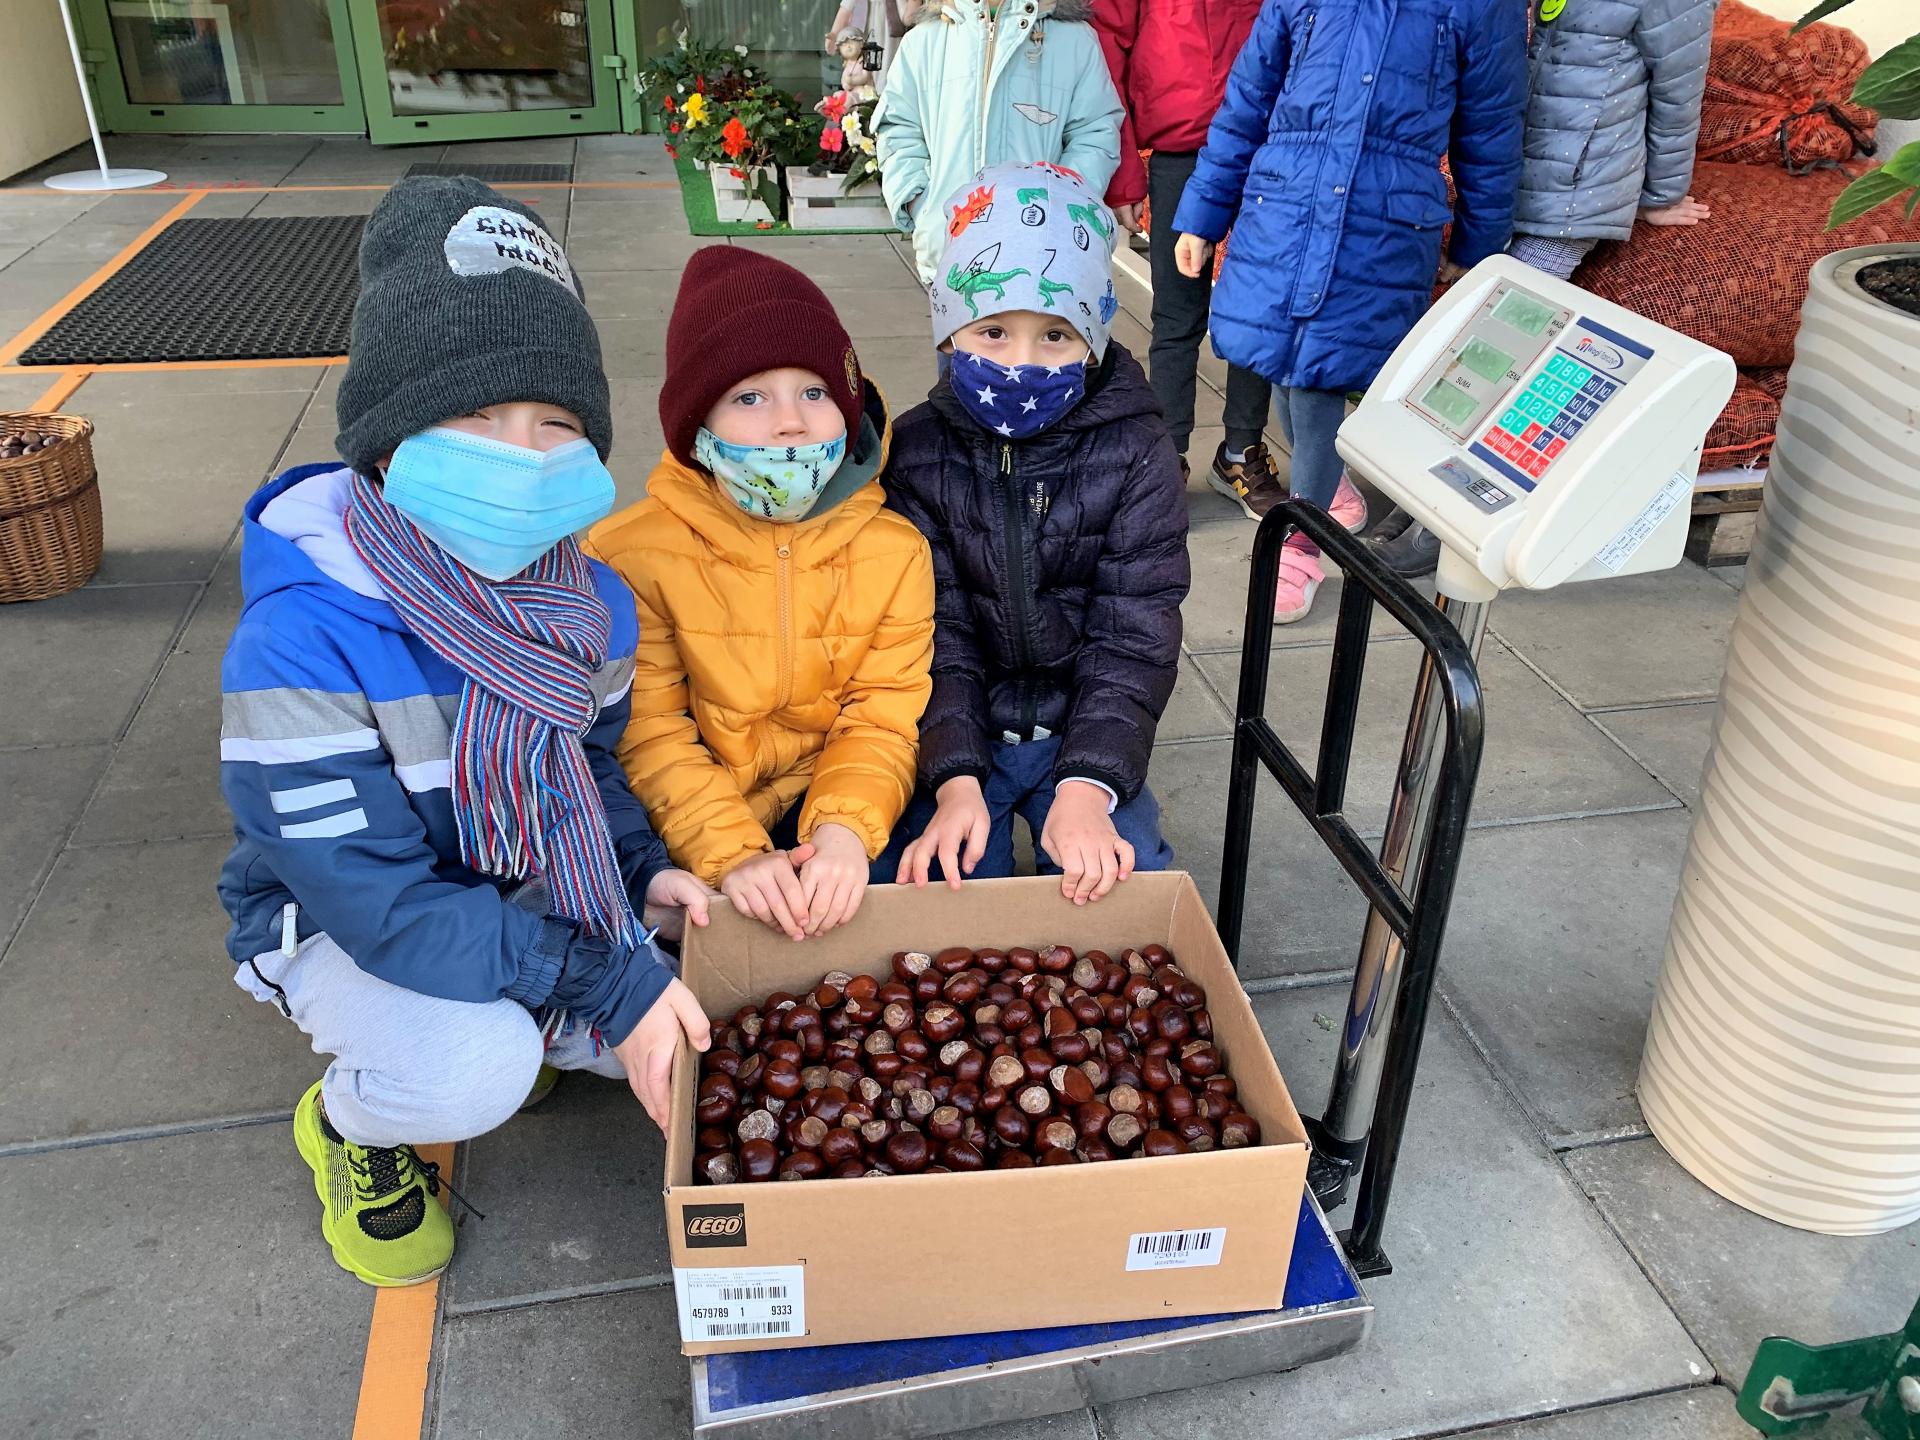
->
[[1208, 442, 1288, 520], [1274, 535, 1325, 625], [519, 1062, 562, 1112], [292, 1080, 453, 1287], [1328, 472, 1369, 532]]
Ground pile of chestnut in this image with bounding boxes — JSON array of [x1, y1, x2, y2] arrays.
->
[[1, 428, 67, 463], [693, 943, 1261, 1183]]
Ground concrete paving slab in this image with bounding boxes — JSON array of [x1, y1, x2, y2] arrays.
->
[[567, 205, 715, 269], [46, 137, 319, 186], [573, 266, 679, 323], [858, 339, 941, 408], [1192, 638, 1678, 834], [1449, 1387, 1752, 1437], [282, 138, 434, 182], [731, 232, 924, 287], [1489, 566, 1739, 710], [0, 195, 104, 250], [0, 581, 195, 747], [75, 550, 240, 846], [78, 365, 327, 399], [0, 1122, 372, 1440], [0, 259, 100, 333], [441, 137, 580, 164], [1096, 989, 1710, 1440], [1712, 564, 1746, 592], [444, 1075, 669, 1312], [0, 837, 316, 1144], [66, 376, 309, 584], [249, 188, 387, 217], [1160, 656, 1234, 743], [433, 1283, 1101, 1440], [1147, 738, 1373, 979], [0, 744, 105, 941], [13, 194, 196, 263], [1565, 1138, 1920, 1387], [0, 372, 54, 411], [0, 242, 27, 271], [1437, 809, 1693, 1147], [1180, 520, 1413, 653], [573, 134, 676, 187], [1592, 703, 1716, 809]]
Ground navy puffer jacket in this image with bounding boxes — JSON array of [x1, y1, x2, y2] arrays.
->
[[1172, 0, 1528, 392], [884, 345, 1189, 802]]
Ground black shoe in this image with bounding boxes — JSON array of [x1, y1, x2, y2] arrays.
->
[[1370, 519, 1441, 578], [1366, 503, 1416, 545]]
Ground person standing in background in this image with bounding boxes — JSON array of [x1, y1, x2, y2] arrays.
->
[[1094, 0, 1281, 514]]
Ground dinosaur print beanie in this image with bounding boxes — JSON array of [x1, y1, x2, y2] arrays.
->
[[930, 162, 1120, 362]]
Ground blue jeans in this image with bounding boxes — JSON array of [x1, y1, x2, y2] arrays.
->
[[1274, 386, 1349, 512], [878, 736, 1174, 883]]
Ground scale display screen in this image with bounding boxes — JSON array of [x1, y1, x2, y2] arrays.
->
[[1492, 289, 1557, 337], [1404, 282, 1570, 452], [1420, 377, 1481, 429]]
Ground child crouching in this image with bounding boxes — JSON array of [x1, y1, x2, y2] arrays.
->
[[884, 162, 1189, 904]]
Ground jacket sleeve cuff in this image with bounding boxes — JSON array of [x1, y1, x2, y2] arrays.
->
[[925, 755, 991, 793], [1056, 776, 1119, 814], [1448, 222, 1509, 268], [1052, 760, 1140, 806], [594, 942, 674, 1048], [1170, 191, 1234, 244], [505, 917, 570, 1007]]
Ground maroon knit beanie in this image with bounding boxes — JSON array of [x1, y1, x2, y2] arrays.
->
[[660, 247, 865, 465]]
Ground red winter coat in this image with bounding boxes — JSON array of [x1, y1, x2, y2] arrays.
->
[[1093, 0, 1265, 206]]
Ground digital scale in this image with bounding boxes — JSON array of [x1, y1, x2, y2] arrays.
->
[[682, 258, 1736, 1437]]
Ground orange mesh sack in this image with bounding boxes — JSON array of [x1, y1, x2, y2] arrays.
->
[[1702, 368, 1785, 468], [1576, 163, 1920, 368], [1696, 0, 1875, 170]]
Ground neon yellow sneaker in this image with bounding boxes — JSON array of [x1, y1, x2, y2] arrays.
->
[[292, 1080, 454, 1287], [519, 1063, 562, 1112]]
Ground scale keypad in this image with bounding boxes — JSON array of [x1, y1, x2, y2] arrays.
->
[[1478, 353, 1617, 480]]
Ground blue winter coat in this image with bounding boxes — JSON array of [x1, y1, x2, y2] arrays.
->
[[1172, 0, 1528, 392], [217, 465, 675, 1045]]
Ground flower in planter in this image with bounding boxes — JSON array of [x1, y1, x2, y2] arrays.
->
[[664, 95, 676, 112], [665, 142, 679, 159], [736, 44, 749, 55], [722, 117, 751, 159], [729, 167, 746, 179], [683, 91, 709, 126], [670, 122, 681, 134], [820, 124, 845, 154]]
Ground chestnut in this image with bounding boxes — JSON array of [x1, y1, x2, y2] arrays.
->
[[1049, 1031, 1091, 1065], [980, 1084, 1010, 1114], [934, 946, 975, 976], [1106, 1112, 1145, 1151], [1141, 1054, 1176, 1092], [856, 1075, 886, 1106], [1127, 1008, 1156, 1044], [861, 1119, 894, 1148], [1079, 1057, 1111, 1091], [737, 1109, 778, 1144], [896, 1029, 931, 1063], [1049, 1064, 1096, 1106], [1070, 957, 1103, 992], [779, 1151, 826, 1181], [832, 1160, 868, 1179], [927, 1105, 964, 1143], [765, 1037, 803, 1067], [1122, 975, 1160, 1008], [845, 973, 880, 1003], [1074, 1100, 1113, 1141], [1036, 1118, 1079, 1152], [762, 1058, 803, 1100], [1107, 1083, 1144, 1115], [943, 1140, 987, 1171], [1163, 1085, 1197, 1122], [870, 1053, 904, 1082], [923, 1002, 965, 1044], [1175, 1116, 1218, 1152], [997, 1150, 1036, 1169], [792, 1115, 831, 1151], [800, 1065, 832, 1093], [1042, 1006, 1076, 1040], [1001, 1000, 1035, 1032], [820, 1128, 864, 1167], [914, 970, 944, 1003], [697, 1126, 732, 1154], [1078, 1136, 1118, 1163], [697, 1150, 740, 1185], [1141, 1128, 1191, 1158], [892, 951, 932, 981], [948, 1080, 982, 1116], [1015, 1085, 1053, 1117], [843, 996, 881, 1025], [1040, 945, 1076, 974], [944, 973, 985, 1006], [1005, 946, 1040, 974], [1016, 1024, 1045, 1051], [1020, 1047, 1056, 1084], [1151, 1001, 1191, 1042], [1122, 948, 1152, 976], [1189, 1007, 1214, 1041], [739, 1138, 780, 1181], [882, 1001, 915, 1036], [877, 981, 913, 1007], [1219, 1112, 1262, 1149], [928, 1074, 955, 1104], [885, 1131, 931, 1172], [1179, 1041, 1221, 1079], [696, 1075, 740, 1127], [1070, 994, 1105, 1028], [986, 1053, 1026, 1090], [1038, 1149, 1079, 1166], [974, 1024, 1008, 1049], [863, 1029, 896, 1057], [707, 1049, 743, 1079], [992, 1108, 1032, 1149], [1140, 943, 1174, 967]]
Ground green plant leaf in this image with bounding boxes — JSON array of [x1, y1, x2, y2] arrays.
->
[[1883, 140, 1920, 186], [1827, 166, 1915, 228], [1906, 187, 1920, 220], [1853, 36, 1920, 120], [1792, 0, 1859, 31]]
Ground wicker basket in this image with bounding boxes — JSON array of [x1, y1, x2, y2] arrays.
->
[[0, 411, 102, 603]]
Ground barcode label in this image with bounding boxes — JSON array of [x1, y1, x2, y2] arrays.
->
[[674, 1264, 805, 1342], [1125, 1227, 1226, 1272]]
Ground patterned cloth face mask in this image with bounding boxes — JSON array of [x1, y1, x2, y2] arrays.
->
[[693, 428, 849, 521], [948, 350, 1089, 439]]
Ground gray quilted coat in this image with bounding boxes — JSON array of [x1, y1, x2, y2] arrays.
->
[[1513, 0, 1718, 241]]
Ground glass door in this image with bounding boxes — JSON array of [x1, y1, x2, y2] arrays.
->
[[77, 0, 367, 133], [348, 0, 622, 144]]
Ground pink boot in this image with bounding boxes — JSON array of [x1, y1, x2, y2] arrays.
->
[[1274, 534, 1325, 625], [1327, 471, 1368, 532]]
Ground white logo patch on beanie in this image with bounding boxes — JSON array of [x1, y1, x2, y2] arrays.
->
[[443, 206, 576, 292]]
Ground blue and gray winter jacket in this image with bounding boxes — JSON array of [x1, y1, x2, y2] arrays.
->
[[217, 465, 675, 1044], [1172, 0, 1528, 393]]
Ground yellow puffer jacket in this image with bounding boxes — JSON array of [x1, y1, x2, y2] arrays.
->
[[584, 395, 934, 886]]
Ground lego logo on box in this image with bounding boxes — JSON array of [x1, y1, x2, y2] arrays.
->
[[683, 1203, 748, 1247]]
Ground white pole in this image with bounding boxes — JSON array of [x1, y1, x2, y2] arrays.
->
[[44, 0, 167, 192]]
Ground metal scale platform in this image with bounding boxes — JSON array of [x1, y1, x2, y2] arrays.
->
[[691, 1193, 1369, 1438]]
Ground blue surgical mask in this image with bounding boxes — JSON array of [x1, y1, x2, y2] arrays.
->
[[693, 428, 848, 522], [949, 350, 1089, 439], [382, 426, 615, 581]]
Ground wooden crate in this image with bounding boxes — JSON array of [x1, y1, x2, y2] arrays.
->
[[1686, 473, 1765, 567], [785, 170, 892, 232], [708, 164, 779, 225]]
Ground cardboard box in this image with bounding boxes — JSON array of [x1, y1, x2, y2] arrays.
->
[[665, 872, 1311, 1354]]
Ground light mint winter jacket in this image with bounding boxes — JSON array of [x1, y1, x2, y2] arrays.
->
[[874, 0, 1126, 282]]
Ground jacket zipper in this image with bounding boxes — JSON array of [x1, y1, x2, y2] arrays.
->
[[1290, 12, 1316, 87], [775, 538, 794, 710], [998, 442, 1038, 737], [978, 9, 999, 171], [1429, 16, 1451, 107]]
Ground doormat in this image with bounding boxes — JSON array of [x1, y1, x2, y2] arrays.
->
[[672, 155, 894, 238], [404, 161, 573, 184], [19, 216, 363, 366]]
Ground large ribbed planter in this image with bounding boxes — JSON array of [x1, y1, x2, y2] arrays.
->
[[1639, 243, 1920, 1236]]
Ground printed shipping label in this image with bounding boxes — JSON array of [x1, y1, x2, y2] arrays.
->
[[1126, 1227, 1227, 1272], [674, 1264, 805, 1342], [1593, 470, 1690, 574]]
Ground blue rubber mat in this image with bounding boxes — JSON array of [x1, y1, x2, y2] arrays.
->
[[703, 1194, 1355, 1412]]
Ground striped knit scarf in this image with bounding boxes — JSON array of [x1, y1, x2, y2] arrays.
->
[[345, 473, 639, 946]]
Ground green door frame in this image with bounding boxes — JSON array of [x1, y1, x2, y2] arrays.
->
[[73, 0, 367, 135], [347, 0, 623, 146]]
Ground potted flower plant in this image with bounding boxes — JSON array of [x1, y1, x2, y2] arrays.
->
[[787, 93, 888, 230]]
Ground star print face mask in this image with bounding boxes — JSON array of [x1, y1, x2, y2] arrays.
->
[[948, 349, 1090, 439]]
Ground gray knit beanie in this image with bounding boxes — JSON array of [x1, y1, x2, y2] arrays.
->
[[335, 176, 611, 472]]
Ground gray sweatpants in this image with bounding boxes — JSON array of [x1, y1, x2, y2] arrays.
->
[[236, 932, 630, 1148]]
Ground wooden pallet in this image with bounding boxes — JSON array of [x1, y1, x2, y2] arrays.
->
[[1686, 473, 1766, 567]]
